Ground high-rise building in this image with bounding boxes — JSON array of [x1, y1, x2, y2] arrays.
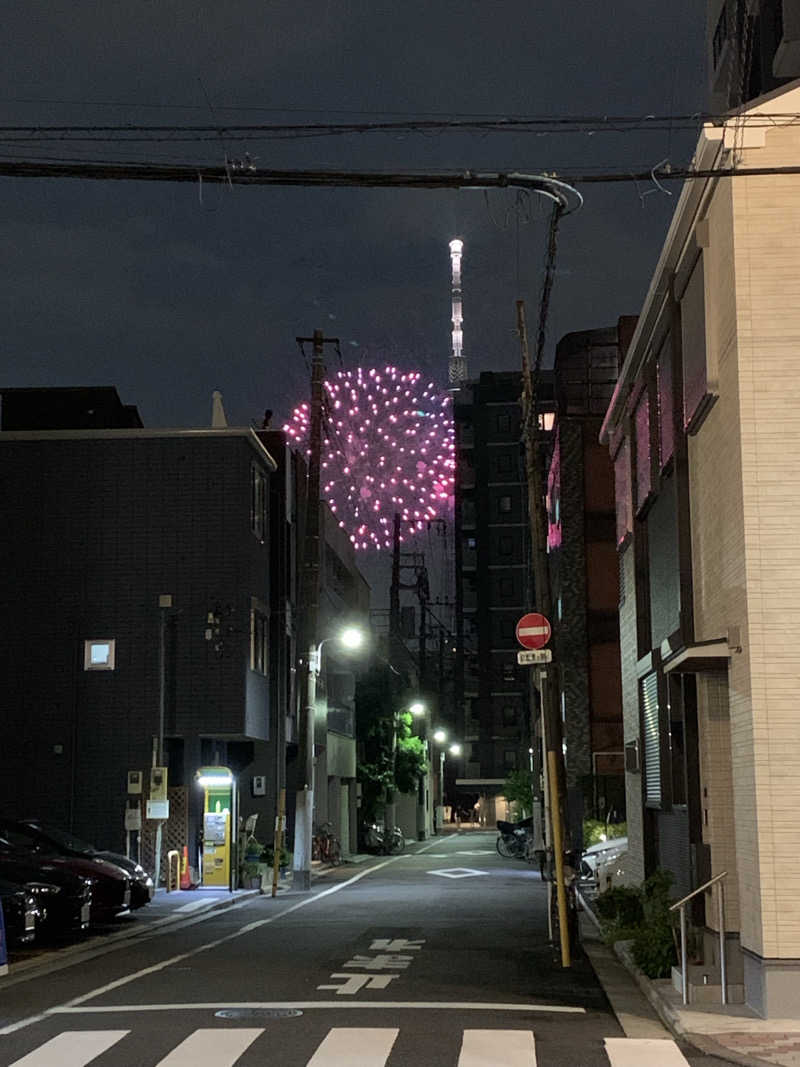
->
[[452, 370, 554, 822]]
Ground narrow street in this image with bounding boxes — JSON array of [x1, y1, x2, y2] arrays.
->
[[0, 832, 728, 1066]]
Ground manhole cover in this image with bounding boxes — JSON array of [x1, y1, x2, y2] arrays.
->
[[215, 1008, 303, 1019]]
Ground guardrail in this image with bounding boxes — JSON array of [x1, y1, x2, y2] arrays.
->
[[669, 871, 728, 1005]]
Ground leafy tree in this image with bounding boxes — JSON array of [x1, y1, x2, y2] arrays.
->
[[502, 768, 535, 818]]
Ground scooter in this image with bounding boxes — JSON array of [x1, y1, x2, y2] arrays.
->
[[495, 817, 533, 859], [362, 822, 406, 855]]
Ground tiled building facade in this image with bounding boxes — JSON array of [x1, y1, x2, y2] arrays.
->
[[601, 83, 800, 1016]]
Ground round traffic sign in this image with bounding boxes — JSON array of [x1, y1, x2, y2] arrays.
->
[[515, 612, 551, 650]]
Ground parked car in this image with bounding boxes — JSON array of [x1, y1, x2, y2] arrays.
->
[[0, 875, 40, 947], [0, 834, 130, 925], [581, 836, 629, 880], [0, 851, 91, 938], [0, 820, 153, 909]]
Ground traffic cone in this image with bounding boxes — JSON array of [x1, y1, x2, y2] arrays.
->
[[180, 845, 191, 890]]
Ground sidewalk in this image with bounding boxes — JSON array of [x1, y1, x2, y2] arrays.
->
[[580, 892, 800, 1067]]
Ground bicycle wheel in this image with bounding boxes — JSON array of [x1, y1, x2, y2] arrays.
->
[[496, 834, 517, 858], [329, 838, 342, 866], [388, 829, 405, 854]]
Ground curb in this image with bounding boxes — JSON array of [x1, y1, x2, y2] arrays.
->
[[611, 941, 774, 1067], [576, 889, 773, 1067], [1, 888, 264, 984]]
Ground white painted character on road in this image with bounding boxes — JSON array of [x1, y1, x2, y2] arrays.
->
[[342, 954, 414, 971], [317, 972, 401, 995], [369, 938, 425, 952]]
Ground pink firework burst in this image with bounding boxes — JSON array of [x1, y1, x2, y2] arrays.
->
[[284, 366, 455, 550]]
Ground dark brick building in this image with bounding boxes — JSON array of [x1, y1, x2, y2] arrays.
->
[[546, 323, 634, 846], [0, 388, 281, 869]]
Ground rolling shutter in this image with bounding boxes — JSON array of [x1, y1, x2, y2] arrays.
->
[[642, 672, 662, 804]]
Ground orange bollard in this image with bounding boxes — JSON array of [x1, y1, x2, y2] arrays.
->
[[180, 845, 191, 890]]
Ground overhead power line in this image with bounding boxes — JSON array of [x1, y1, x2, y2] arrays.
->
[[0, 158, 797, 188]]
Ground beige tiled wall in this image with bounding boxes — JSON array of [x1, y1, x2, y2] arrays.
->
[[689, 118, 800, 960]]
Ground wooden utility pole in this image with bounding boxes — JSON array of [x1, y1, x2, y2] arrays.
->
[[516, 299, 571, 967], [293, 328, 338, 890]]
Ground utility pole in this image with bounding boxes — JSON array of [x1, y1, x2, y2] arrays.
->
[[293, 328, 338, 890], [517, 299, 571, 967]]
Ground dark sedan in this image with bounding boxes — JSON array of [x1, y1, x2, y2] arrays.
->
[[0, 876, 40, 947], [0, 853, 91, 938], [0, 820, 153, 909], [0, 835, 129, 926]]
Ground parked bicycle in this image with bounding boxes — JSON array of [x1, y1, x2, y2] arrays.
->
[[548, 851, 581, 957], [312, 822, 342, 866]]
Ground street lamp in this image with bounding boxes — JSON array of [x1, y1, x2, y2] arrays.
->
[[293, 624, 367, 890], [406, 700, 428, 840]]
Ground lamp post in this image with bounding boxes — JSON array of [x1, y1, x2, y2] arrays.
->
[[432, 729, 448, 831], [293, 625, 365, 890], [408, 701, 429, 840]]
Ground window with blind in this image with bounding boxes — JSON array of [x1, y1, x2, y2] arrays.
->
[[681, 255, 717, 432], [657, 334, 674, 468], [641, 672, 662, 804], [635, 390, 652, 511], [613, 437, 633, 547]]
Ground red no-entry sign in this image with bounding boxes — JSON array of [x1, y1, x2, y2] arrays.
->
[[516, 612, 551, 650]]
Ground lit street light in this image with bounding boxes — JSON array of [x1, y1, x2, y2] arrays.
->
[[294, 624, 367, 890]]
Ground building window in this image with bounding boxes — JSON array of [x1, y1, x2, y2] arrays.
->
[[503, 749, 518, 769], [251, 465, 267, 541], [250, 605, 268, 675], [498, 495, 512, 514], [496, 452, 514, 473], [83, 639, 116, 671], [681, 255, 717, 432], [657, 334, 674, 469], [613, 437, 633, 546], [538, 411, 555, 432], [641, 672, 662, 805], [496, 413, 511, 433], [502, 705, 516, 725], [498, 534, 513, 556], [634, 389, 652, 510], [499, 576, 514, 598]]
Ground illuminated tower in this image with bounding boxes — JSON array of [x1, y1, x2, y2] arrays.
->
[[448, 238, 467, 387]]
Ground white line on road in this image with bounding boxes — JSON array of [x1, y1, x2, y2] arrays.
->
[[306, 1027, 399, 1066], [155, 1028, 263, 1066], [0, 840, 446, 1038], [8, 1030, 129, 1067], [458, 1029, 536, 1067], [604, 1038, 691, 1066], [50, 1001, 586, 1015]]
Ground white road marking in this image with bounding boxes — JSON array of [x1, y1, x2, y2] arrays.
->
[[306, 1027, 398, 1066], [155, 1028, 263, 1066], [604, 1038, 691, 1066], [458, 1029, 536, 1066], [8, 1030, 129, 1067], [427, 868, 488, 879], [174, 900, 213, 913], [51, 1000, 586, 1014], [455, 850, 495, 856], [0, 854, 409, 1038]]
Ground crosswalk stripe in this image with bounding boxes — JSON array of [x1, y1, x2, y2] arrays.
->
[[305, 1027, 399, 1066], [8, 1030, 129, 1067], [155, 1028, 263, 1066], [458, 1029, 536, 1066], [604, 1037, 691, 1066]]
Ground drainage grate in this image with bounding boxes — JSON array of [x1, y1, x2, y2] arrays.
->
[[215, 1008, 303, 1020]]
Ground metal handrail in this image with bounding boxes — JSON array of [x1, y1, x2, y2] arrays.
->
[[669, 871, 729, 1007], [669, 870, 728, 912]]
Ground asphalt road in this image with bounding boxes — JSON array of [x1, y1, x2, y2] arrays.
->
[[0, 832, 731, 1066]]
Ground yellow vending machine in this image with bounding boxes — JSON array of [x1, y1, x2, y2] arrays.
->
[[197, 767, 234, 887]]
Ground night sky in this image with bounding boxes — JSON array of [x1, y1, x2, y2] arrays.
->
[[1, 2, 706, 432]]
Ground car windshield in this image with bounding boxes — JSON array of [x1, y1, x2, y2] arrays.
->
[[24, 824, 96, 854]]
